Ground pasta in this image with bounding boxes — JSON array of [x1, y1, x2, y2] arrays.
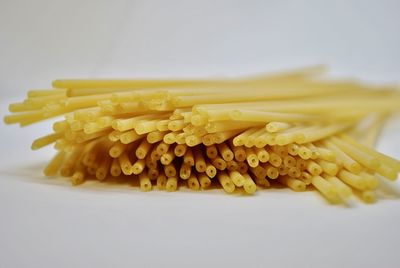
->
[[3, 66, 400, 205]]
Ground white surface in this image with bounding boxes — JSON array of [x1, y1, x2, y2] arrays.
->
[[1, 0, 400, 98], [1, 110, 400, 268], [1, 1, 400, 268]]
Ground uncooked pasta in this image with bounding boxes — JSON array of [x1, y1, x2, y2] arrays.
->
[[4, 66, 400, 204]]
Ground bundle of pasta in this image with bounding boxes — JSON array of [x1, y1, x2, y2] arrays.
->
[[4, 66, 400, 204]]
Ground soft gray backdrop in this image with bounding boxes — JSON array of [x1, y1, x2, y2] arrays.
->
[[0, 0, 399, 98]]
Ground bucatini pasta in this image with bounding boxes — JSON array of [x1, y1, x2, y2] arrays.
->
[[3, 66, 400, 204]]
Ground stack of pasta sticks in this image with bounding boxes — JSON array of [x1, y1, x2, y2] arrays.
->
[[4, 66, 400, 204]]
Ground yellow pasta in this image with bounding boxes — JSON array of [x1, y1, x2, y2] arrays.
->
[[185, 134, 202, 147], [3, 67, 400, 205], [44, 151, 66, 176], [201, 133, 214, 146], [269, 152, 282, 167], [188, 174, 200, 191], [360, 171, 379, 190], [323, 175, 352, 199], [253, 132, 270, 148], [135, 119, 159, 135], [118, 151, 133, 175], [229, 171, 245, 187], [250, 166, 267, 180], [134, 140, 151, 159], [287, 166, 301, 178], [132, 159, 146, 175], [139, 173, 152, 191], [194, 149, 206, 173], [245, 147, 259, 168], [226, 160, 238, 171], [232, 144, 246, 162], [283, 155, 296, 167], [166, 177, 178, 192], [163, 132, 178, 144], [330, 137, 380, 171], [109, 141, 126, 158], [242, 174, 257, 194], [206, 145, 218, 159], [150, 147, 162, 162], [205, 162, 217, 178], [265, 165, 279, 179], [183, 148, 195, 166], [156, 119, 170, 132], [212, 157, 227, 171], [60, 148, 81, 176], [32, 132, 63, 150], [299, 171, 312, 185], [286, 143, 299, 156], [71, 164, 86, 185], [148, 168, 159, 180], [110, 158, 122, 177], [160, 147, 175, 165], [174, 144, 187, 157], [324, 141, 362, 173], [357, 190, 376, 204], [156, 174, 167, 190], [217, 172, 235, 193], [317, 159, 339, 176], [305, 143, 320, 160], [311, 175, 340, 203], [179, 163, 192, 179], [278, 176, 306, 192], [155, 142, 170, 155], [255, 147, 270, 163], [340, 134, 400, 170], [230, 109, 318, 123], [306, 160, 323, 176], [96, 156, 111, 181], [244, 128, 267, 147], [145, 154, 158, 169], [164, 163, 177, 178], [218, 143, 234, 162], [147, 130, 167, 144], [198, 173, 212, 188], [338, 170, 368, 191], [213, 130, 241, 144], [233, 127, 260, 146], [168, 119, 186, 132], [254, 176, 271, 188], [298, 146, 312, 160], [237, 161, 248, 174], [266, 122, 291, 133]]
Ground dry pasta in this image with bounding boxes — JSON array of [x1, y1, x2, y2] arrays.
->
[[3, 66, 400, 205]]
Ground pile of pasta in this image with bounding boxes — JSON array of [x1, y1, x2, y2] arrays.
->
[[4, 66, 400, 204]]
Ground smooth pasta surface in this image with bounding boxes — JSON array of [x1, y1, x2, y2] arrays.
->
[[4, 66, 400, 204]]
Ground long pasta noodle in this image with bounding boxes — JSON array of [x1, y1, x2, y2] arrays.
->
[[3, 67, 400, 205]]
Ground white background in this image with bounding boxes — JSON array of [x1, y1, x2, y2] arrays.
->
[[0, 0, 399, 267]]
